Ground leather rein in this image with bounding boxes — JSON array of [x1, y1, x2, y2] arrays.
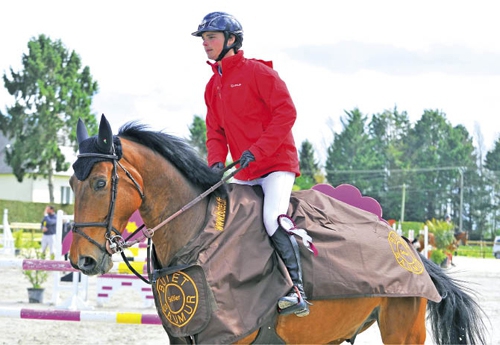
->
[[72, 151, 241, 284]]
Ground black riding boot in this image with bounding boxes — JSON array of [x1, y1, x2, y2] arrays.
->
[[270, 228, 309, 317]]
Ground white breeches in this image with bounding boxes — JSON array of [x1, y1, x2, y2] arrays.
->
[[232, 171, 295, 236], [41, 234, 55, 255]]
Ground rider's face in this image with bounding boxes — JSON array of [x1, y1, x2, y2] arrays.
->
[[201, 31, 235, 61]]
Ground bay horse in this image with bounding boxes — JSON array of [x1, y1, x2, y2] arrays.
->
[[415, 233, 458, 266], [416, 233, 459, 254], [455, 231, 469, 246], [69, 115, 487, 344]]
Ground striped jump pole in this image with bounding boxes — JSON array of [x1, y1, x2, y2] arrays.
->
[[0, 258, 90, 309], [0, 259, 147, 274], [0, 259, 78, 271], [0, 259, 152, 309], [0, 307, 161, 325]]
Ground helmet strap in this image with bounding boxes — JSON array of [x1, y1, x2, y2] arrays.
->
[[216, 32, 237, 62]]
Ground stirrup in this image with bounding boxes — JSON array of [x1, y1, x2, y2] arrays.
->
[[277, 286, 310, 317]]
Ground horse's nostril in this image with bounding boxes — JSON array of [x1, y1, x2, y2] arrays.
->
[[78, 256, 96, 272]]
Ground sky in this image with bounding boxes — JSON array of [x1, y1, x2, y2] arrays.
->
[[1, 0, 500, 164]]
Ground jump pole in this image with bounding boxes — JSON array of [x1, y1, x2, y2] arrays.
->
[[0, 259, 146, 273], [0, 307, 161, 325], [0, 259, 151, 309]]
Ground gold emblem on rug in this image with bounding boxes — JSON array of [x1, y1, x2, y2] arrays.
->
[[214, 196, 227, 231], [388, 231, 424, 274], [155, 271, 199, 327]]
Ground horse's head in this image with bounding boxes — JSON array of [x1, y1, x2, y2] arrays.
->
[[69, 115, 144, 275]]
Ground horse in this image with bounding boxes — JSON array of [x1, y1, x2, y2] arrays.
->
[[416, 233, 459, 254], [416, 232, 437, 253], [455, 231, 469, 246], [69, 115, 487, 344], [414, 232, 458, 268]]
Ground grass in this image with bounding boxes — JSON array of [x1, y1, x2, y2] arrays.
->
[[15, 230, 42, 248], [455, 244, 495, 259], [0, 230, 42, 251]]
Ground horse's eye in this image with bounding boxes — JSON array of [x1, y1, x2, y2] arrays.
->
[[94, 179, 106, 190]]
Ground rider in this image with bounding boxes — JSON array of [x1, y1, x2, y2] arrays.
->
[[192, 12, 309, 317]]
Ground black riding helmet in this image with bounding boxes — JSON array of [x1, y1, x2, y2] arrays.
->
[[192, 12, 243, 61]]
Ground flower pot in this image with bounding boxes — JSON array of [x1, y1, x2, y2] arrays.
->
[[27, 288, 45, 303]]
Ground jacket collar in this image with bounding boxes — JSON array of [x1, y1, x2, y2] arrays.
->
[[207, 50, 245, 74]]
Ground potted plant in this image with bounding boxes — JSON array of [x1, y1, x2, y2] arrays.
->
[[430, 248, 447, 267], [22, 248, 49, 303], [13, 230, 24, 256], [425, 218, 455, 268]]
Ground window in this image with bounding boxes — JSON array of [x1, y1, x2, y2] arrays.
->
[[61, 186, 74, 205]]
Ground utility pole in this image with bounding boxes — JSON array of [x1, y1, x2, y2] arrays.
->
[[459, 168, 464, 233], [400, 183, 406, 223]]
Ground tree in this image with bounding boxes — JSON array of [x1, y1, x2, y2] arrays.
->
[[325, 108, 382, 192], [483, 137, 500, 237], [0, 34, 98, 203], [368, 107, 411, 219], [295, 139, 320, 190], [188, 115, 207, 159], [403, 110, 477, 223], [485, 138, 500, 172]]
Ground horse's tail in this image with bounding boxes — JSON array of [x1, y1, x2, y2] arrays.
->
[[421, 254, 488, 345]]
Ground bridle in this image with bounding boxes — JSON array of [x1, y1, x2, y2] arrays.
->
[[72, 152, 144, 256]]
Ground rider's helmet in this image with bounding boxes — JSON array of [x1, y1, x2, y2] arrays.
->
[[192, 12, 243, 61]]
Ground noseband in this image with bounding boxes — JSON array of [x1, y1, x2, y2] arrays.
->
[[72, 152, 144, 255]]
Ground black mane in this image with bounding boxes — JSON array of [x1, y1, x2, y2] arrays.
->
[[117, 122, 226, 197]]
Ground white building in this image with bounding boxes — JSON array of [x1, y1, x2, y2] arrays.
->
[[0, 133, 75, 204]]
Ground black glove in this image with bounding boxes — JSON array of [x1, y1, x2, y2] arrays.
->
[[239, 150, 255, 168], [211, 162, 225, 173]]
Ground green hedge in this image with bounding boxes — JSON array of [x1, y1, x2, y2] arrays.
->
[[0, 200, 74, 223]]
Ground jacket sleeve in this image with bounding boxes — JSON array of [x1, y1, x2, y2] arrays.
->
[[248, 65, 297, 162], [205, 86, 228, 167]]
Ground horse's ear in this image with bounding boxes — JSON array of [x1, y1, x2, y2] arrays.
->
[[76, 118, 89, 144], [97, 114, 114, 154]]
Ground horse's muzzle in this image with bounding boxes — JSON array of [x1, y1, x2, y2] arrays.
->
[[70, 254, 113, 276]]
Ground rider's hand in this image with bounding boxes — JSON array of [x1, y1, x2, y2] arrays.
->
[[239, 150, 255, 168], [211, 162, 225, 173]]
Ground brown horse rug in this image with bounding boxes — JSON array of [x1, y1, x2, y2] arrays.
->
[[151, 183, 441, 344]]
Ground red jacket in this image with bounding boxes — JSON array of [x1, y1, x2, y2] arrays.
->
[[205, 50, 300, 181]]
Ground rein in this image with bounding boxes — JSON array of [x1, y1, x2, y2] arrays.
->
[[124, 160, 242, 247], [73, 153, 241, 284], [121, 161, 242, 284]]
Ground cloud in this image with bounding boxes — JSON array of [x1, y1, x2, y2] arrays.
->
[[286, 41, 500, 76]]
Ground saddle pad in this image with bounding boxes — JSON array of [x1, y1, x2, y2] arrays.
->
[[288, 188, 441, 303], [158, 184, 441, 344]]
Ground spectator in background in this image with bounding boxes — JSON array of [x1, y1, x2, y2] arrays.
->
[[40, 205, 57, 260]]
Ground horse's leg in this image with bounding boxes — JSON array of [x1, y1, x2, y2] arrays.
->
[[378, 297, 427, 344]]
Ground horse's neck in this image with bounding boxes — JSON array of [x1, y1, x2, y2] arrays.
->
[[138, 160, 208, 267]]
